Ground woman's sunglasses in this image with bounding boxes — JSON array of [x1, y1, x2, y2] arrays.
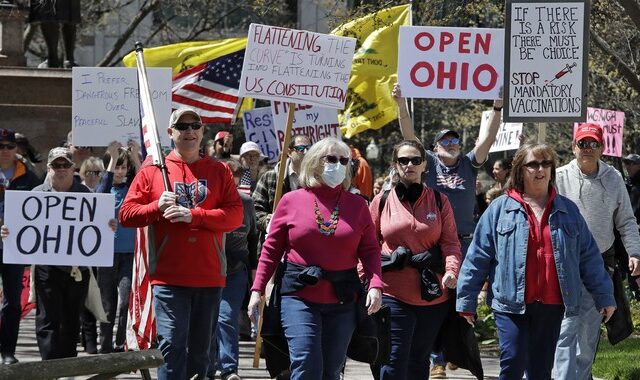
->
[[324, 155, 350, 165], [523, 160, 554, 170], [396, 156, 424, 166]]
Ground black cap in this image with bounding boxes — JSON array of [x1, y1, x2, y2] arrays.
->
[[433, 129, 460, 145]]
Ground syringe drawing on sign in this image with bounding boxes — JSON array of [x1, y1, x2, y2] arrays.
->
[[544, 63, 577, 86]]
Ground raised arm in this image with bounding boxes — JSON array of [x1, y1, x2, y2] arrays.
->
[[392, 84, 419, 142], [473, 91, 504, 164]]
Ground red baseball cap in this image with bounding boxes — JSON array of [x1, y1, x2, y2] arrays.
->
[[575, 123, 603, 144], [214, 131, 229, 142]]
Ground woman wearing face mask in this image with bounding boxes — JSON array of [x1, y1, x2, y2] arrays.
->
[[248, 137, 383, 380], [371, 140, 461, 380]]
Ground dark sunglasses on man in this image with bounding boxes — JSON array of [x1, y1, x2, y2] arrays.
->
[[576, 140, 601, 150], [172, 122, 203, 131], [439, 138, 460, 147], [292, 145, 310, 153], [49, 162, 74, 169], [0, 143, 17, 150]]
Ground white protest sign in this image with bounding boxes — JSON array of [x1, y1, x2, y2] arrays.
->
[[504, 1, 589, 122], [242, 107, 279, 163], [397, 26, 504, 99], [572, 107, 625, 157], [239, 24, 357, 108], [72, 67, 173, 147], [480, 111, 523, 153], [3, 191, 115, 267], [271, 101, 341, 150]]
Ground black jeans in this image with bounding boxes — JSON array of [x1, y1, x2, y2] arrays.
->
[[0, 250, 24, 356], [97, 253, 133, 352], [34, 265, 89, 360]]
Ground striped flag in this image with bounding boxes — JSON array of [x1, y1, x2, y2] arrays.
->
[[126, 225, 156, 350], [172, 49, 244, 124]]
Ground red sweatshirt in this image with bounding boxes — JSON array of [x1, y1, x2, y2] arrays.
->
[[119, 151, 243, 287], [252, 185, 383, 304], [370, 186, 461, 306], [507, 189, 562, 305]]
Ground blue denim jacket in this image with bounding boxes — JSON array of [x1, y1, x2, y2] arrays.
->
[[456, 194, 615, 317]]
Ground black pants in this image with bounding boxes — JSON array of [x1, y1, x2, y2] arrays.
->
[[0, 250, 24, 356], [97, 253, 133, 352], [34, 265, 89, 360]]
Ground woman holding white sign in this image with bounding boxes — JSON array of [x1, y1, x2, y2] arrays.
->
[[1, 147, 117, 360]]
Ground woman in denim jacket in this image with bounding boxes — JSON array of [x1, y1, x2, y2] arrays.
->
[[456, 144, 615, 380]]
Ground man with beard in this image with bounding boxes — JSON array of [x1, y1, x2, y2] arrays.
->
[[393, 84, 503, 378]]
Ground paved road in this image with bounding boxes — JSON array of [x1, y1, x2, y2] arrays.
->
[[14, 310, 500, 379]]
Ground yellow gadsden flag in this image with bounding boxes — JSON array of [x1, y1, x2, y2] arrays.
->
[[331, 5, 411, 138], [122, 38, 247, 75]]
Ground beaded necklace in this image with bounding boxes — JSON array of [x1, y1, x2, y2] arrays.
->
[[314, 194, 340, 236]]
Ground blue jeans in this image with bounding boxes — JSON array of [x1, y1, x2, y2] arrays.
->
[[495, 303, 564, 380], [554, 285, 602, 380], [380, 296, 449, 380], [208, 268, 248, 377], [0, 251, 24, 356], [153, 285, 223, 380], [281, 296, 356, 380]]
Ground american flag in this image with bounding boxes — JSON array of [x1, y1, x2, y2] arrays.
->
[[172, 49, 244, 124], [238, 169, 252, 195], [126, 226, 156, 350]]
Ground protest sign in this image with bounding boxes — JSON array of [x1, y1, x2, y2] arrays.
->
[[504, 0, 589, 122], [271, 101, 341, 150], [242, 107, 279, 163], [238, 24, 357, 108], [573, 107, 625, 157], [3, 191, 115, 267], [72, 67, 172, 147], [480, 111, 524, 153], [397, 26, 504, 99]]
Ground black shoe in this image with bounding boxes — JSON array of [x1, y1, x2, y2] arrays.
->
[[1, 354, 18, 365]]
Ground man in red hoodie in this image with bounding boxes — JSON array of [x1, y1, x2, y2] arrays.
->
[[119, 107, 243, 380]]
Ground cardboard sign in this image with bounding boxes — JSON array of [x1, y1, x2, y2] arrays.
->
[[397, 26, 504, 99], [480, 111, 524, 152], [72, 67, 173, 147], [238, 24, 357, 108], [573, 107, 625, 157], [504, 0, 589, 122], [242, 107, 279, 163], [3, 191, 115, 267], [271, 101, 341, 150]]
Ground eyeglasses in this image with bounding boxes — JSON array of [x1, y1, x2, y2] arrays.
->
[[292, 145, 310, 153], [0, 143, 17, 150], [439, 137, 460, 147], [523, 160, 554, 170], [85, 170, 102, 177], [324, 155, 350, 166], [172, 122, 203, 131], [576, 140, 602, 150], [49, 162, 73, 169], [396, 156, 424, 166]]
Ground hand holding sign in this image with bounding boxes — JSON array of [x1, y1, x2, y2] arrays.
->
[[158, 191, 177, 212]]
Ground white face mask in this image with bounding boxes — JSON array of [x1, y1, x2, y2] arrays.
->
[[321, 162, 346, 188]]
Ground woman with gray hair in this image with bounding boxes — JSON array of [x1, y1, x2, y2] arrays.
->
[[248, 137, 383, 380]]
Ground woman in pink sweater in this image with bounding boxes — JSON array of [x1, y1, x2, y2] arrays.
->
[[370, 140, 461, 380], [248, 137, 383, 380]]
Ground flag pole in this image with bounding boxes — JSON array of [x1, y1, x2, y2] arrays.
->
[[135, 41, 171, 191], [252, 102, 296, 368]]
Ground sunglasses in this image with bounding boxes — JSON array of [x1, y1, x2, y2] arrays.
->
[[49, 162, 73, 169], [523, 160, 554, 170], [439, 137, 460, 147], [324, 155, 350, 166], [576, 140, 602, 150], [292, 145, 310, 153], [0, 143, 17, 150], [85, 170, 102, 177], [172, 122, 203, 131], [397, 156, 424, 166]]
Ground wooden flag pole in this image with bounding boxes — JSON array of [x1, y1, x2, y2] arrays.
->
[[253, 102, 296, 368]]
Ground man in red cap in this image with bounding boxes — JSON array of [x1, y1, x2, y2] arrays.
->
[[554, 123, 640, 380], [212, 131, 233, 160]]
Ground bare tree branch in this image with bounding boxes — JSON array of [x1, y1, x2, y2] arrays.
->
[[617, 0, 640, 30], [590, 28, 640, 93], [96, 0, 160, 67]]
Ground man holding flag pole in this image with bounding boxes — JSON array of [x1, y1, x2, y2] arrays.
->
[[120, 42, 243, 380]]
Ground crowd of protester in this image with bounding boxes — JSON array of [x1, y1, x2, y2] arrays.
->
[[0, 96, 638, 380]]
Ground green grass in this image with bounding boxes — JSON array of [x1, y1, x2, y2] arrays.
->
[[592, 336, 640, 380]]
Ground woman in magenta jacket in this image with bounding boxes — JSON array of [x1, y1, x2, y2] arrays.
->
[[248, 137, 383, 380], [370, 140, 461, 380]]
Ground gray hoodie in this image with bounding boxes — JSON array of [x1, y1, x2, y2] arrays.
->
[[556, 159, 640, 257]]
